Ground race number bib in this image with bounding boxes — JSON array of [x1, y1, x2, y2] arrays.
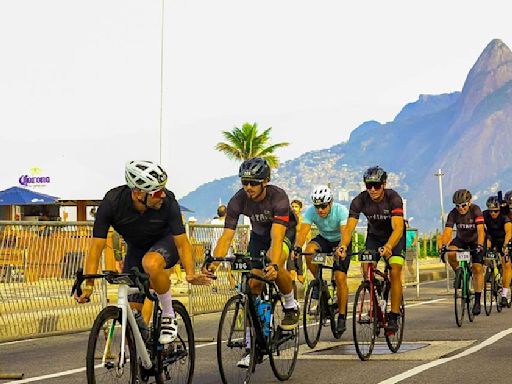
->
[[232, 259, 251, 271], [456, 251, 470, 262], [359, 251, 378, 263]]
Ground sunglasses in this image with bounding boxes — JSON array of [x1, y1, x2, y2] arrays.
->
[[314, 203, 330, 210], [365, 182, 383, 190], [455, 202, 469, 209], [490, 209, 500, 214], [148, 188, 165, 198], [241, 180, 262, 187]]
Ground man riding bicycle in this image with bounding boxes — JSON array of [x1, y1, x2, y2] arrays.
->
[[483, 195, 512, 307], [76, 160, 212, 344], [292, 185, 349, 335], [207, 157, 299, 368], [439, 189, 485, 315], [339, 166, 405, 333]]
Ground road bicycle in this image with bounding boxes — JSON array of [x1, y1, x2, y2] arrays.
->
[[204, 251, 299, 384], [352, 249, 405, 361], [300, 251, 343, 348], [71, 267, 194, 384], [483, 249, 504, 315]]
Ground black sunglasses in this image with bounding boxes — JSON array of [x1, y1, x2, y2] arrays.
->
[[455, 202, 469, 209], [365, 182, 383, 190], [241, 179, 262, 187], [314, 203, 330, 209]]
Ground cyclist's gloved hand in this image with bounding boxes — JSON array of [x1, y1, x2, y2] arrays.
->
[[476, 244, 484, 254], [264, 264, 278, 281], [75, 284, 93, 304], [380, 244, 393, 258], [439, 245, 447, 263], [335, 246, 346, 259]]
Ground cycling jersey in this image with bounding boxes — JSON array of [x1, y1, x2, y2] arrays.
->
[[303, 202, 349, 242], [93, 185, 185, 248], [225, 185, 297, 237], [483, 209, 510, 242], [349, 189, 404, 240], [445, 204, 484, 244]]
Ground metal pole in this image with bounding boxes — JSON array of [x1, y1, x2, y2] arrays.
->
[[159, 0, 165, 164], [434, 169, 448, 291]]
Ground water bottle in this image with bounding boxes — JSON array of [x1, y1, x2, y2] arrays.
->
[[379, 299, 387, 314], [133, 310, 149, 342], [256, 298, 271, 336]]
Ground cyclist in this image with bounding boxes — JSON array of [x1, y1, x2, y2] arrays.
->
[[439, 189, 485, 315], [292, 185, 349, 335], [339, 166, 405, 333], [75, 160, 212, 344], [208, 157, 299, 368], [483, 195, 512, 307]]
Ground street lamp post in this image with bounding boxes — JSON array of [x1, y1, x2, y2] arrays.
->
[[434, 168, 448, 291]]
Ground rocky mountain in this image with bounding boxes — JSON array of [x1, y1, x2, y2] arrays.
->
[[180, 39, 512, 231]]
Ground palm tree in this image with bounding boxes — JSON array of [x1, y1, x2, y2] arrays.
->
[[215, 122, 289, 168]]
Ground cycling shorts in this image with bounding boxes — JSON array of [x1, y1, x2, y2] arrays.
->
[[365, 232, 405, 266], [309, 234, 351, 274], [449, 238, 483, 264]]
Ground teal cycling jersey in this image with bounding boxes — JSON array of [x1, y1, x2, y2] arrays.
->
[[303, 202, 349, 242]]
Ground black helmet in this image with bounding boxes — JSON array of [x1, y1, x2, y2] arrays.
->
[[505, 190, 512, 205], [363, 166, 387, 183], [486, 196, 500, 210], [452, 189, 472, 204], [238, 157, 271, 180]]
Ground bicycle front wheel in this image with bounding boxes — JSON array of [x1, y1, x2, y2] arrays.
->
[[352, 282, 377, 361], [467, 269, 475, 323], [484, 267, 494, 316], [454, 268, 465, 327], [156, 300, 195, 384], [269, 297, 299, 381], [217, 295, 255, 384], [303, 280, 323, 348], [86, 306, 138, 384]]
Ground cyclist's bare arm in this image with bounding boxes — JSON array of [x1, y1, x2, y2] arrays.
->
[[207, 228, 236, 272], [294, 222, 312, 249], [504, 223, 512, 252], [386, 216, 405, 250], [75, 237, 106, 303], [440, 227, 453, 247], [269, 222, 287, 265], [476, 223, 485, 246], [341, 217, 358, 249]]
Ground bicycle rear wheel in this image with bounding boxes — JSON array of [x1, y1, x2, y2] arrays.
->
[[352, 282, 377, 361], [454, 268, 465, 327], [86, 306, 138, 384], [495, 267, 504, 312], [269, 297, 299, 381], [303, 280, 323, 348], [385, 291, 405, 353], [217, 295, 255, 384], [484, 267, 494, 316], [156, 301, 195, 384]]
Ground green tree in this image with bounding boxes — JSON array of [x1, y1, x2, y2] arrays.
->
[[215, 122, 289, 168]]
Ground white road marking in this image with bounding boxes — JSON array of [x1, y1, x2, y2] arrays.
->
[[379, 327, 512, 384]]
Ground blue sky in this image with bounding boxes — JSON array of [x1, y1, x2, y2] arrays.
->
[[1, 0, 511, 200]]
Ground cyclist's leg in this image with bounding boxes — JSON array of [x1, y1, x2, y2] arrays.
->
[[471, 244, 484, 293], [304, 238, 323, 277], [447, 238, 464, 272], [331, 239, 350, 316], [122, 245, 147, 312], [388, 236, 405, 315]]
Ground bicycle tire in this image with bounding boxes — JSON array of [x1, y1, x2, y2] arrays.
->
[[467, 268, 475, 323], [484, 267, 494, 316], [495, 265, 504, 312], [329, 284, 342, 339], [352, 282, 377, 361], [269, 296, 299, 381], [217, 295, 255, 384], [86, 306, 138, 384], [454, 268, 465, 327], [385, 296, 405, 352], [303, 280, 323, 348], [156, 300, 195, 384]]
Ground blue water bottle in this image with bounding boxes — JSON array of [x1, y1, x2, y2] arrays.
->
[[256, 298, 271, 336]]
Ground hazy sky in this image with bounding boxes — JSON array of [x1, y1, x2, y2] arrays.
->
[[1, 0, 511, 200]]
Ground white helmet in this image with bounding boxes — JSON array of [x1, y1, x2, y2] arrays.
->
[[125, 160, 168, 192], [311, 185, 333, 205]]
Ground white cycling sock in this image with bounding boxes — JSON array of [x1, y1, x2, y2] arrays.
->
[[502, 288, 509, 298], [283, 291, 297, 310], [245, 328, 251, 349], [157, 290, 175, 318]]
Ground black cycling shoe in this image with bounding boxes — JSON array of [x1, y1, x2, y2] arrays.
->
[[472, 301, 481, 316], [385, 312, 399, 333], [281, 307, 299, 330], [336, 314, 346, 335], [501, 296, 508, 308]]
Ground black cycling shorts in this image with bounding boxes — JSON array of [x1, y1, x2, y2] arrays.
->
[[309, 234, 351, 274], [124, 235, 180, 303], [449, 238, 484, 264], [248, 228, 295, 270], [365, 232, 406, 265]]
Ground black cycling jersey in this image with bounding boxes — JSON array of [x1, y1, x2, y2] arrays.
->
[[92, 185, 185, 248], [445, 204, 484, 244], [349, 189, 404, 240], [225, 185, 297, 238], [483, 209, 510, 242]]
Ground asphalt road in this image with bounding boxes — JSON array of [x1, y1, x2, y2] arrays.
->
[[2, 279, 512, 384]]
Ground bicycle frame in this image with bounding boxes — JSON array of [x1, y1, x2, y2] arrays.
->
[[459, 260, 471, 299]]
